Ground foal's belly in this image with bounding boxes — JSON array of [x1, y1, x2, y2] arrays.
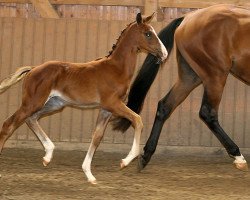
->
[[46, 90, 100, 109]]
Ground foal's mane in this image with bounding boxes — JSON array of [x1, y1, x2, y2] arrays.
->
[[106, 21, 135, 58]]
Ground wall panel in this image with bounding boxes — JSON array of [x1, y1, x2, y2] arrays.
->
[[0, 17, 249, 152]]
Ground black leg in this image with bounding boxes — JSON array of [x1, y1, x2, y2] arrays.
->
[[139, 94, 174, 169], [199, 90, 240, 156], [199, 84, 248, 171], [138, 51, 201, 170]]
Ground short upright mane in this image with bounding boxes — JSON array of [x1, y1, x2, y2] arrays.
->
[[106, 21, 135, 58]]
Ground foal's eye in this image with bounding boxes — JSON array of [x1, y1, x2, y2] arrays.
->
[[144, 31, 152, 38]]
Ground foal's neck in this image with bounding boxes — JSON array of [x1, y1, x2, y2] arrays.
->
[[109, 27, 139, 79]]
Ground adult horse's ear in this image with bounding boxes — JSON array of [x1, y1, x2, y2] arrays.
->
[[143, 12, 156, 23], [136, 13, 142, 24]]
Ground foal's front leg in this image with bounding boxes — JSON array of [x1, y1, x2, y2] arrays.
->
[[111, 102, 143, 168], [82, 109, 112, 184]]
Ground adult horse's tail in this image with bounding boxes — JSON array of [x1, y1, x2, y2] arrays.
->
[[0, 66, 33, 94], [112, 16, 184, 132]]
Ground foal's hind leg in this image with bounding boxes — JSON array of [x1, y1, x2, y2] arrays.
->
[[26, 96, 66, 166], [0, 106, 34, 152], [26, 118, 54, 166], [139, 51, 201, 170], [199, 80, 248, 171], [82, 109, 112, 184]]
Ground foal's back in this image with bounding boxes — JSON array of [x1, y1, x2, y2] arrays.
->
[[23, 56, 128, 108], [23, 59, 103, 105]]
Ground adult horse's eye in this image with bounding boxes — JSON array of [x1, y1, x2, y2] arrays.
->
[[145, 31, 152, 38]]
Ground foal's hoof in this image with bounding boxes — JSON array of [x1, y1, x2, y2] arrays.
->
[[120, 159, 127, 169], [42, 157, 50, 167], [88, 179, 98, 185], [234, 162, 249, 171]]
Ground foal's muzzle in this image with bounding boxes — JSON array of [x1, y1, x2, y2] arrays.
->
[[155, 49, 168, 64], [156, 57, 163, 64]]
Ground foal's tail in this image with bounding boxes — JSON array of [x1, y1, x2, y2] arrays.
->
[[112, 16, 184, 132], [0, 66, 33, 94]]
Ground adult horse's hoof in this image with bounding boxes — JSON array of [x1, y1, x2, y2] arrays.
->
[[137, 155, 147, 172], [234, 162, 249, 171]]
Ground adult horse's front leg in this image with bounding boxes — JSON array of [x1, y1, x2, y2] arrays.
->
[[199, 82, 248, 171], [82, 109, 112, 184]]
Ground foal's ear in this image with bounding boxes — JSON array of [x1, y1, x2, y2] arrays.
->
[[136, 13, 142, 24], [143, 12, 156, 24]]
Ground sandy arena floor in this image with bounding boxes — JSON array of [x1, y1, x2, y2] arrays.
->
[[0, 148, 250, 200]]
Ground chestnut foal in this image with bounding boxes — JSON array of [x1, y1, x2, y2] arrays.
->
[[0, 13, 168, 184]]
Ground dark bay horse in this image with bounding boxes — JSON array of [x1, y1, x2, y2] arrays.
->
[[113, 4, 250, 171], [0, 13, 168, 184]]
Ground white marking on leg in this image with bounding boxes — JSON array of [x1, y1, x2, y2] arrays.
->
[[121, 136, 140, 167], [42, 139, 55, 165], [121, 115, 142, 167], [82, 144, 97, 184], [26, 118, 55, 165], [233, 154, 248, 171], [234, 154, 247, 164], [82, 109, 111, 184]]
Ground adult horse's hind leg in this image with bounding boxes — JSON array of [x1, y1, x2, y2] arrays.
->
[[199, 80, 248, 171], [26, 96, 66, 166], [139, 51, 201, 170], [82, 109, 112, 184], [0, 106, 34, 152]]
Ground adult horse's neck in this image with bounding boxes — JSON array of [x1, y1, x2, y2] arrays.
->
[[109, 25, 139, 80]]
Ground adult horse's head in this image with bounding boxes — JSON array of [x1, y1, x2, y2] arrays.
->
[[134, 12, 168, 62]]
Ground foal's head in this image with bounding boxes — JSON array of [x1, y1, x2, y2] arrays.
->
[[133, 13, 168, 62]]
